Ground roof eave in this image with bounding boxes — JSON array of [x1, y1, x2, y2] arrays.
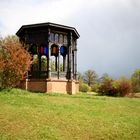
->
[[16, 22, 80, 38]]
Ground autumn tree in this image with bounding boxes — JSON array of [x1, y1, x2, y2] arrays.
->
[[0, 35, 32, 88]]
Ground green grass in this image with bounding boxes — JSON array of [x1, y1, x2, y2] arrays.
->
[[0, 89, 140, 140]]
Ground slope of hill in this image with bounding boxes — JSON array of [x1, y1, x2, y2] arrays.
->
[[0, 89, 140, 140]]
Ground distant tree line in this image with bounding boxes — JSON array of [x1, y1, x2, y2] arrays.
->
[[78, 69, 140, 96]]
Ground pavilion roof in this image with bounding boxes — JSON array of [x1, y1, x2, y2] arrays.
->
[[16, 22, 80, 39]]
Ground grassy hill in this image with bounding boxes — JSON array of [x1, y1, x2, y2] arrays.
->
[[0, 89, 140, 140]]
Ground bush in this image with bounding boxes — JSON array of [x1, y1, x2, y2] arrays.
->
[[132, 85, 140, 93], [79, 82, 90, 92], [91, 83, 100, 93], [98, 76, 132, 97], [117, 77, 132, 97], [98, 77, 113, 96]]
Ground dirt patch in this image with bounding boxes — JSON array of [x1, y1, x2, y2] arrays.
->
[[127, 93, 140, 98]]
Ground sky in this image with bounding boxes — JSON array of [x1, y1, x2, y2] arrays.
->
[[0, 0, 140, 78]]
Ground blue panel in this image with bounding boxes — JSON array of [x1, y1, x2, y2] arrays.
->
[[60, 46, 64, 54], [44, 47, 48, 55]]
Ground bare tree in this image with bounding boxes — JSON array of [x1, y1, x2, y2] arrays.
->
[[83, 70, 97, 86]]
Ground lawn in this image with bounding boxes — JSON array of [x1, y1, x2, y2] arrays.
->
[[0, 89, 140, 140]]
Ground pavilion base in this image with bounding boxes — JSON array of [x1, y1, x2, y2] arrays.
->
[[19, 79, 79, 94]]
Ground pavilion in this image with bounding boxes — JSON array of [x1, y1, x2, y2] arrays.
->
[[16, 22, 80, 94]]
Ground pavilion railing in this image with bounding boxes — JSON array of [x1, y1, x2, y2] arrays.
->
[[27, 71, 67, 79], [28, 71, 48, 79], [51, 71, 67, 79]]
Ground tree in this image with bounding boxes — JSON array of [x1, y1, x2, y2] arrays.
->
[[0, 35, 32, 88], [99, 73, 110, 83], [83, 69, 97, 86], [99, 74, 113, 95], [131, 69, 140, 92]]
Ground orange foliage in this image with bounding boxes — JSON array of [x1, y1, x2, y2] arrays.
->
[[0, 36, 32, 88]]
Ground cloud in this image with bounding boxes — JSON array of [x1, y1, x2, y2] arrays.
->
[[0, 0, 140, 77], [0, 0, 85, 36], [65, 0, 140, 77]]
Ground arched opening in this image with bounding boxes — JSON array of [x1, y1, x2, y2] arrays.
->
[[40, 55, 47, 78], [60, 45, 67, 72], [51, 44, 59, 72], [32, 54, 39, 71], [41, 55, 47, 71], [40, 44, 48, 78], [50, 44, 58, 78], [29, 44, 38, 55], [29, 44, 39, 78], [29, 44, 48, 79], [31, 54, 39, 78]]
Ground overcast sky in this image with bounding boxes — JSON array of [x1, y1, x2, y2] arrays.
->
[[0, 0, 140, 78]]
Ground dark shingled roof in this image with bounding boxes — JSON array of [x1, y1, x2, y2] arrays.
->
[[16, 22, 80, 39]]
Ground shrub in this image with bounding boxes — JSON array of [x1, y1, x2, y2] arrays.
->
[[79, 82, 90, 92], [111, 80, 120, 96], [98, 77, 113, 96], [117, 77, 132, 97], [91, 83, 100, 93], [98, 76, 132, 97]]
